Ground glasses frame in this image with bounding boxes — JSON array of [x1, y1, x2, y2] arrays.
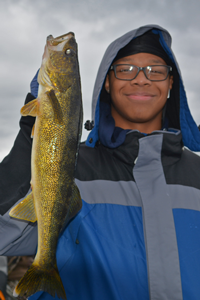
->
[[110, 64, 172, 82]]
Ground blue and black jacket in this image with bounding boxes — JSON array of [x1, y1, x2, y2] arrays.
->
[[0, 24, 200, 300]]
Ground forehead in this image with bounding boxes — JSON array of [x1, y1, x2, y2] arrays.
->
[[114, 52, 167, 65]]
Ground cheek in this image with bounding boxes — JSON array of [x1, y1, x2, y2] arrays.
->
[[110, 81, 124, 98], [162, 80, 171, 94], [155, 82, 170, 101]]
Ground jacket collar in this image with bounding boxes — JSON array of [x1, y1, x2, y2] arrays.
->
[[105, 130, 183, 166]]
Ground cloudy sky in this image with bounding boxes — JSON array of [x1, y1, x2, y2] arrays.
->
[[0, 0, 200, 160]]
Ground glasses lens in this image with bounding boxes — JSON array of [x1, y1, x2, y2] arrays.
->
[[113, 64, 170, 81], [145, 66, 169, 81], [114, 64, 138, 80]]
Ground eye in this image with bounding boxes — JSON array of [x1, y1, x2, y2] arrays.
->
[[117, 65, 134, 73], [65, 49, 71, 55], [65, 48, 76, 57]]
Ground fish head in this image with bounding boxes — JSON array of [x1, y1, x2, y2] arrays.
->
[[38, 32, 80, 92]]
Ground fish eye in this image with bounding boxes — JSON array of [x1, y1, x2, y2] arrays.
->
[[65, 49, 71, 55]]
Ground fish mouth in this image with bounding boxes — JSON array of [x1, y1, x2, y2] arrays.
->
[[47, 32, 74, 43], [46, 32, 75, 52]]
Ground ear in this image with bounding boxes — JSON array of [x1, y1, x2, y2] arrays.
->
[[169, 75, 173, 90], [105, 74, 110, 93]]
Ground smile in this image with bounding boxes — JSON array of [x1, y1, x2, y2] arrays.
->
[[126, 93, 155, 101]]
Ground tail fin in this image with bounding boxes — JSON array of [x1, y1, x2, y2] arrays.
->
[[13, 263, 66, 299]]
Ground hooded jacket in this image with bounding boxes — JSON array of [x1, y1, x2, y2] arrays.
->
[[0, 24, 200, 300]]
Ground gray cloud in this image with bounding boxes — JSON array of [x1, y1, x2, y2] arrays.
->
[[0, 0, 200, 161]]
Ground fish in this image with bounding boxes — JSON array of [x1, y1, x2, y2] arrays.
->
[[9, 32, 83, 299]]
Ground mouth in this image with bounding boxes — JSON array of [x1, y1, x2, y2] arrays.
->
[[46, 32, 75, 51], [126, 93, 155, 101], [47, 32, 75, 42]]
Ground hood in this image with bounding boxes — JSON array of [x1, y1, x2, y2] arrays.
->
[[86, 24, 200, 151]]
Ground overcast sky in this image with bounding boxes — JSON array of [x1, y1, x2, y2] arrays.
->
[[0, 0, 200, 160]]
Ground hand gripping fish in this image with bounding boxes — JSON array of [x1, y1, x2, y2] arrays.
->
[[9, 32, 83, 299]]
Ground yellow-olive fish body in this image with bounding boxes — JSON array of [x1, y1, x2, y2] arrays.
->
[[9, 32, 83, 299]]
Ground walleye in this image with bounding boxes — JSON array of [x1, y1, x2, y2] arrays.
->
[[9, 32, 83, 299]]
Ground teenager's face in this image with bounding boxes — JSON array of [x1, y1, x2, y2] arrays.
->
[[105, 53, 173, 133]]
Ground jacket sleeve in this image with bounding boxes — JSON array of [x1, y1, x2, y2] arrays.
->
[[0, 93, 38, 256]]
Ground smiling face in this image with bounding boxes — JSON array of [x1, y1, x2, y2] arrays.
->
[[105, 53, 173, 133]]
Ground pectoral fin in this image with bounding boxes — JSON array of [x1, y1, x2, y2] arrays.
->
[[9, 192, 37, 223], [21, 99, 39, 117], [46, 89, 63, 125]]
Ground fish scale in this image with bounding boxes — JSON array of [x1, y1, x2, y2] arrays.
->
[[9, 32, 83, 299]]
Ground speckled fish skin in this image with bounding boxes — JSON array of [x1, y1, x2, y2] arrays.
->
[[9, 32, 83, 299]]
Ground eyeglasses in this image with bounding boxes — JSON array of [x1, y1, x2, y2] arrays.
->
[[110, 64, 172, 81]]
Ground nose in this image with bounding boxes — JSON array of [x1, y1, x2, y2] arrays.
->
[[130, 69, 150, 85]]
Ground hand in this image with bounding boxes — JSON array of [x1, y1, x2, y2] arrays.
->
[[20, 256, 34, 268], [0, 290, 6, 300], [30, 69, 40, 98]]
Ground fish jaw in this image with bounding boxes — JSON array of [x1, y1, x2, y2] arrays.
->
[[46, 32, 75, 51], [42, 32, 75, 61], [38, 32, 79, 93]]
